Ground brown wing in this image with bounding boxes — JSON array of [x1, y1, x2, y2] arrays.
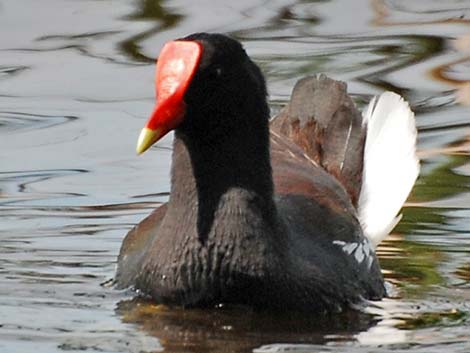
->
[[270, 131, 356, 217], [270, 75, 366, 206], [115, 204, 167, 288]]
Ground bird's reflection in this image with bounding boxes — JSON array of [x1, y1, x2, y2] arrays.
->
[[116, 297, 379, 353]]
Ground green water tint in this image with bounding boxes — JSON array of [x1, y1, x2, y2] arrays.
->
[[1, 0, 469, 352], [398, 309, 468, 330], [381, 147, 470, 297]]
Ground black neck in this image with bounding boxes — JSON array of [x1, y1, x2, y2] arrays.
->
[[167, 114, 276, 242]]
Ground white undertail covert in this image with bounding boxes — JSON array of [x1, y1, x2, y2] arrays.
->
[[358, 92, 420, 247]]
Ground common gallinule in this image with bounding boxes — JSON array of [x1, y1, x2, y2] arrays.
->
[[116, 33, 419, 313]]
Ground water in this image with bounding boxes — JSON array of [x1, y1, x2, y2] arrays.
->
[[1, 0, 469, 352]]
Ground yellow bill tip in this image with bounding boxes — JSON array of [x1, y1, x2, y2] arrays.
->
[[136, 127, 162, 155]]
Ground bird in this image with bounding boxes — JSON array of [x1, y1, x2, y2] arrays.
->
[[115, 32, 419, 313]]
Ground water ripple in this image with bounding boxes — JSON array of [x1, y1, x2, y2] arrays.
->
[[0, 0, 469, 352], [0, 169, 88, 204], [0, 65, 29, 80], [0, 111, 78, 133]]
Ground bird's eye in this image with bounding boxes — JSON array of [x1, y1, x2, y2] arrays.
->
[[206, 66, 222, 80]]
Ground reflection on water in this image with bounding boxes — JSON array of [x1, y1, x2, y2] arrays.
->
[[371, 0, 470, 26], [121, 0, 183, 63], [0, 112, 78, 132], [118, 298, 378, 353], [0, 0, 469, 352]]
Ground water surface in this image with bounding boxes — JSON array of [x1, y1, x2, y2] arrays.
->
[[1, 0, 469, 352]]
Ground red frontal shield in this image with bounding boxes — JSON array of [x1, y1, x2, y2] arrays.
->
[[136, 40, 202, 154]]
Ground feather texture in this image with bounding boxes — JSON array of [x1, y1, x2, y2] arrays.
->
[[271, 75, 366, 205], [358, 92, 420, 246]]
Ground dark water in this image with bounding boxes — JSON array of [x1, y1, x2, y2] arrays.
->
[[1, 0, 469, 352]]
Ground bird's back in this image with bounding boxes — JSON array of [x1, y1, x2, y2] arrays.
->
[[267, 77, 387, 304]]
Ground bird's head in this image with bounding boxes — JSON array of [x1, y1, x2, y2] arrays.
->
[[136, 33, 267, 154]]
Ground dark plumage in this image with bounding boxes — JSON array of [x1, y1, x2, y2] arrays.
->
[[115, 33, 391, 313]]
